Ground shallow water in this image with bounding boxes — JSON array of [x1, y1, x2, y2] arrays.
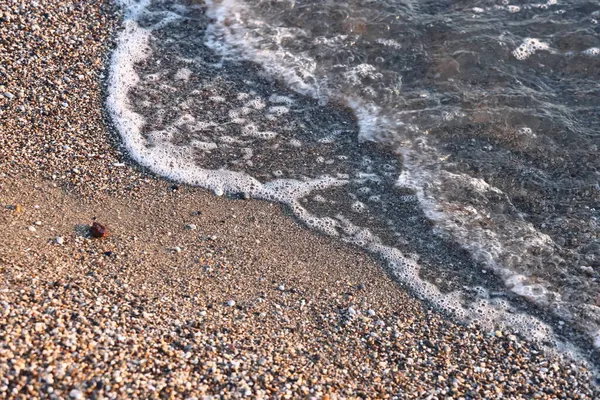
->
[[109, 0, 600, 365]]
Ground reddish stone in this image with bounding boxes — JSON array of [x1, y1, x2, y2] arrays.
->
[[90, 222, 107, 238]]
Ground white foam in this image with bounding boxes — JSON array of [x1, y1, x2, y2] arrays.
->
[[209, 95, 227, 103], [351, 201, 366, 213], [343, 64, 382, 86], [204, 0, 321, 98], [346, 98, 395, 143], [107, 0, 347, 211], [375, 38, 403, 49], [513, 38, 550, 60], [247, 98, 266, 110], [269, 94, 295, 104], [191, 140, 218, 151], [174, 68, 192, 81], [268, 106, 290, 115]]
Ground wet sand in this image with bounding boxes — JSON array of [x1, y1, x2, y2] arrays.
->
[[0, 0, 597, 398]]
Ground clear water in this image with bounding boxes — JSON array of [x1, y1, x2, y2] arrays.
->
[[108, 0, 600, 366]]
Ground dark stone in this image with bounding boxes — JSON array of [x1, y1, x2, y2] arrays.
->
[[90, 222, 107, 238]]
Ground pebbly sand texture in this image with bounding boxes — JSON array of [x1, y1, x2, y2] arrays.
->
[[0, 0, 598, 399]]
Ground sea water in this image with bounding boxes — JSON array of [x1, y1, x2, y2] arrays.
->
[[108, 0, 600, 366]]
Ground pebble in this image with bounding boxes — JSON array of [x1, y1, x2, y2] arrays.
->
[[69, 389, 83, 399], [90, 222, 107, 238], [3, 91, 14, 100], [27, 226, 37, 232], [185, 223, 197, 230], [226, 300, 236, 307], [278, 284, 285, 291], [55, 236, 64, 245]]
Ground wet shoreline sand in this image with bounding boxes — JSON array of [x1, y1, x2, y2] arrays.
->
[[0, 1, 597, 398]]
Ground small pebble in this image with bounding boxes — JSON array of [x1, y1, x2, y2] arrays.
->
[[226, 300, 236, 307], [185, 223, 197, 230], [27, 226, 36, 232], [55, 236, 64, 245], [90, 222, 107, 238]]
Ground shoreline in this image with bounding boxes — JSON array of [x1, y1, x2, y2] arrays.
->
[[0, 0, 598, 398]]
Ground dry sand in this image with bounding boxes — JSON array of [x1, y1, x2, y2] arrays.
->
[[0, 0, 598, 398]]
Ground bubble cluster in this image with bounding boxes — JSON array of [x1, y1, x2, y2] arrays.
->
[[512, 38, 550, 60]]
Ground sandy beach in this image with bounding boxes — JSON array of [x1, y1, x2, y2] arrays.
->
[[0, 1, 598, 398]]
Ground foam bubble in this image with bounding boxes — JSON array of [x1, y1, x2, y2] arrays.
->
[[512, 38, 550, 60], [351, 201, 366, 213], [247, 98, 266, 110], [375, 38, 403, 49], [209, 95, 226, 102], [174, 67, 192, 81], [268, 106, 290, 115], [191, 140, 218, 151], [269, 94, 294, 104]]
